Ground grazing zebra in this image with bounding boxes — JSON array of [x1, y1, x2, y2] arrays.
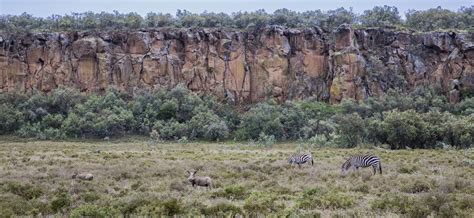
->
[[341, 154, 382, 176], [288, 153, 314, 168]]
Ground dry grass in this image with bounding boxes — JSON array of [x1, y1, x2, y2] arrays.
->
[[0, 137, 473, 216]]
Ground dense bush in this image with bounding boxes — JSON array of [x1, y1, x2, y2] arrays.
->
[[237, 102, 284, 140], [406, 6, 474, 31], [360, 5, 401, 27], [370, 193, 431, 217], [332, 113, 365, 148], [0, 85, 472, 149], [70, 204, 120, 218], [201, 203, 242, 216], [1, 6, 472, 32], [369, 110, 473, 149], [2, 182, 43, 200], [0, 103, 24, 133], [243, 192, 283, 215], [297, 187, 355, 209]]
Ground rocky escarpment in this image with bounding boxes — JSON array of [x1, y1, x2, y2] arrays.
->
[[0, 25, 473, 103]]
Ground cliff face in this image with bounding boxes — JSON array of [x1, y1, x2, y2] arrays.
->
[[0, 25, 473, 103]]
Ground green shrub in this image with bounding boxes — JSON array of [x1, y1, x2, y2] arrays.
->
[[70, 204, 119, 217], [161, 199, 183, 216], [401, 179, 431, 193], [256, 132, 276, 147], [456, 97, 474, 115], [360, 5, 401, 27], [188, 109, 223, 139], [157, 120, 189, 140], [40, 114, 64, 129], [46, 86, 86, 115], [381, 110, 429, 149], [201, 203, 242, 216], [306, 135, 325, 147], [238, 102, 285, 140], [135, 199, 183, 216], [297, 187, 355, 209], [2, 182, 43, 200], [333, 113, 365, 148], [454, 194, 474, 210], [82, 191, 101, 202], [398, 165, 418, 174], [215, 185, 247, 200], [16, 122, 42, 138], [158, 99, 178, 120], [2, 6, 473, 32], [61, 90, 135, 137], [280, 103, 308, 139], [50, 191, 71, 212], [204, 121, 229, 141], [0, 103, 24, 133], [350, 183, 370, 193], [371, 193, 430, 217], [0, 196, 30, 216], [0, 83, 472, 149], [243, 192, 283, 215], [177, 136, 189, 144], [422, 193, 451, 215], [447, 114, 474, 148], [119, 197, 151, 215]]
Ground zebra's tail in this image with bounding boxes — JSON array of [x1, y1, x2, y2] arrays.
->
[[379, 162, 382, 174], [311, 158, 314, 166]]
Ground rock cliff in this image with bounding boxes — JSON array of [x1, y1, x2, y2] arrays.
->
[[1, 25, 473, 103]]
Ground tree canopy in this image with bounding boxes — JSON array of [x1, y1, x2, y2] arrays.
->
[[0, 5, 473, 33]]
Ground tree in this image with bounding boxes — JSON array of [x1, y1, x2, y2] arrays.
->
[[405, 6, 467, 31], [145, 12, 174, 27], [361, 5, 401, 27], [380, 110, 431, 149], [124, 12, 143, 29], [332, 113, 365, 148], [270, 8, 302, 27], [233, 9, 269, 29], [325, 7, 357, 29]]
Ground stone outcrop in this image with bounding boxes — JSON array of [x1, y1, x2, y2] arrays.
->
[[0, 25, 473, 103]]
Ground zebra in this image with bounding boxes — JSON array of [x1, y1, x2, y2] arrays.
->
[[288, 153, 314, 168], [341, 154, 382, 176]]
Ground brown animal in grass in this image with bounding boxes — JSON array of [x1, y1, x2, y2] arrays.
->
[[72, 172, 94, 181], [187, 169, 213, 189]]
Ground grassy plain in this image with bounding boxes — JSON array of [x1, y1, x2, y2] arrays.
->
[[0, 137, 473, 217]]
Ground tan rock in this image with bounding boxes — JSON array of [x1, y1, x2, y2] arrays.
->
[[0, 27, 472, 103]]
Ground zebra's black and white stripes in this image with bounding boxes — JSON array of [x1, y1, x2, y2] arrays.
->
[[341, 154, 382, 175], [288, 153, 314, 167]]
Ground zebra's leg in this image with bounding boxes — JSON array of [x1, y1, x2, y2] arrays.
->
[[298, 163, 301, 168], [372, 165, 377, 175]]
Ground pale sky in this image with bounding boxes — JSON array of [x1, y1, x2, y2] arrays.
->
[[0, 0, 472, 18]]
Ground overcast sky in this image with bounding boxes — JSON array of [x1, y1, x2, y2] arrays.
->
[[1, 0, 472, 17]]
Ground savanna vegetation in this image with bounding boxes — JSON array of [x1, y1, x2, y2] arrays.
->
[[1, 5, 473, 32], [0, 85, 473, 149], [0, 140, 472, 216], [1, 3, 473, 217]]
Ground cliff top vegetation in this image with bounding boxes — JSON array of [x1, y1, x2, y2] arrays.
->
[[1, 6, 473, 33]]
